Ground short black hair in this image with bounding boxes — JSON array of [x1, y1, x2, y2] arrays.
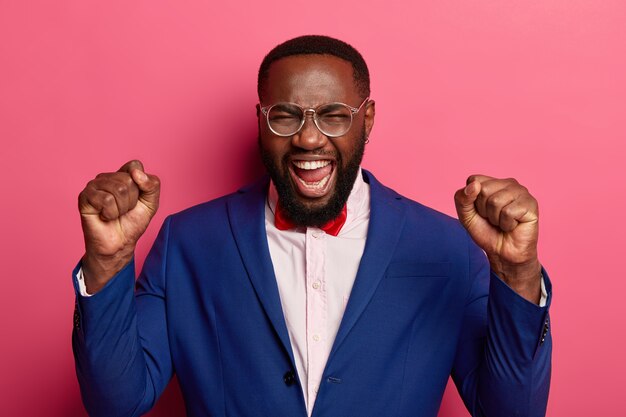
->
[[257, 35, 370, 101]]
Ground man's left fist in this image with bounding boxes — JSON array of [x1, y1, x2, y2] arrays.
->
[[454, 175, 542, 302]]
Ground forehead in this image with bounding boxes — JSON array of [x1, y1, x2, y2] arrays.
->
[[264, 54, 359, 106]]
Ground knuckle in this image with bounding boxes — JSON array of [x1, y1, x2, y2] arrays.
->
[[129, 159, 144, 170], [512, 185, 529, 196], [116, 184, 128, 196], [78, 191, 88, 207], [501, 204, 515, 217], [100, 207, 114, 219], [486, 194, 502, 208], [531, 195, 538, 206], [479, 181, 494, 194], [102, 193, 115, 206]]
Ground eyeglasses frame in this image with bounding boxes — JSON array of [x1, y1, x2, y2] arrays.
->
[[259, 97, 370, 138]]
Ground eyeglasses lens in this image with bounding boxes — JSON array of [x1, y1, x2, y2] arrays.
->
[[267, 103, 353, 137], [267, 104, 303, 136], [316, 104, 352, 137]]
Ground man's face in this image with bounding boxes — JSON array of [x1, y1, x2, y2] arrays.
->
[[258, 54, 375, 227]]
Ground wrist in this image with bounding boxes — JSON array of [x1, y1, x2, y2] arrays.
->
[[81, 250, 134, 293], [488, 256, 542, 304]]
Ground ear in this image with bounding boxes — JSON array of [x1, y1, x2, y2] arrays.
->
[[364, 100, 375, 138]]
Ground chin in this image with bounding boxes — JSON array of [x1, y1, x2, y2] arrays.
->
[[257, 126, 366, 228]]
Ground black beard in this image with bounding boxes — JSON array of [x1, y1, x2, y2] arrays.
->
[[259, 126, 366, 228]]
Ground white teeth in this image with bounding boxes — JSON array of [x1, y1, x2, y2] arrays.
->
[[293, 160, 331, 170]]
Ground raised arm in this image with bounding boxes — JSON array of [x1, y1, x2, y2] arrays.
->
[[73, 160, 171, 417], [452, 175, 551, 417]]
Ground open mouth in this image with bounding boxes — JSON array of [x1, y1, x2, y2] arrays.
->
[[289, 159, 336, 198]]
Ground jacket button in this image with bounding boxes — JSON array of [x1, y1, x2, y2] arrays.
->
[[283, 371, 296, 386], [540, 318, 549, 345], [73, 307, 80, 329]]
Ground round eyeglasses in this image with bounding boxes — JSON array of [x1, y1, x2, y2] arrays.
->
[[259, 97, 369, 138]]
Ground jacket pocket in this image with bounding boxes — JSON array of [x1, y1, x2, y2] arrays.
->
[[385, 261, 451, 278]]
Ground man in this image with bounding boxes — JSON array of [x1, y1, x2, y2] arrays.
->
[[73, 35, 551, 417]]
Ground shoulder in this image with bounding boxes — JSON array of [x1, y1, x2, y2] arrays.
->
[[365, 170, 471, 257], [399, 192, 470, 253], [365, 169, 465, 234], [400, 193, 464, 234], [165, 176, 268, 232]]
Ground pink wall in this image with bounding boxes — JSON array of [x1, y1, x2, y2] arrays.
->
[[1, 1, 624, 415]]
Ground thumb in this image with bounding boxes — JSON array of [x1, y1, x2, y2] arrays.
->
[[130, 168, 160, 211], [454, 180, 481, 226]]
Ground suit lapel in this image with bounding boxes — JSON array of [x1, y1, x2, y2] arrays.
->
[[227, 177, 296, 366], [328, 170, 407, 360], [226, 171, 407, 372]]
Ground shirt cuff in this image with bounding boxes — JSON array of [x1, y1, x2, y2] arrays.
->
[[539, 274, 548, 307], [76, 267, 93, 297]]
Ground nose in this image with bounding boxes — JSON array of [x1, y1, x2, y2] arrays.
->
[[290, 110, 327, 150]]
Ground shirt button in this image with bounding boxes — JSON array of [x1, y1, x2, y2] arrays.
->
[[312, 281, 321, 290], [313, 386, 319, 394], [312, 334, 320, 342]]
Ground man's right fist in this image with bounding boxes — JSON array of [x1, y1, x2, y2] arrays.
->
[[78, 160, 160, 293]]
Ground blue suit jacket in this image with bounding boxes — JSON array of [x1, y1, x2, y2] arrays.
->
[[72, 170, 551, 417]]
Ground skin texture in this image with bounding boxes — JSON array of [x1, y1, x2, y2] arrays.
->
[[78, 53, 541, 303]]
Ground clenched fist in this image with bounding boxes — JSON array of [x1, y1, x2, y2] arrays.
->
[[78, 160, 160, 293], [454, 175, 542, 304]]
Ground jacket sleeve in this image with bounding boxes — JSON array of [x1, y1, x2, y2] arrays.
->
[[72, 217, 173, 417], [451, 236, 552, 417]]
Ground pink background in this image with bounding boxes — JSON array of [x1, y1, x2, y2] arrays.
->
[[1, 1, 624, 416]]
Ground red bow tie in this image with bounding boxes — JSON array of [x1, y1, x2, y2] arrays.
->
[[274, 202, 347, 236]]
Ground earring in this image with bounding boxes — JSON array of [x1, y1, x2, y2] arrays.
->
[[365, 136, 370, 144]]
